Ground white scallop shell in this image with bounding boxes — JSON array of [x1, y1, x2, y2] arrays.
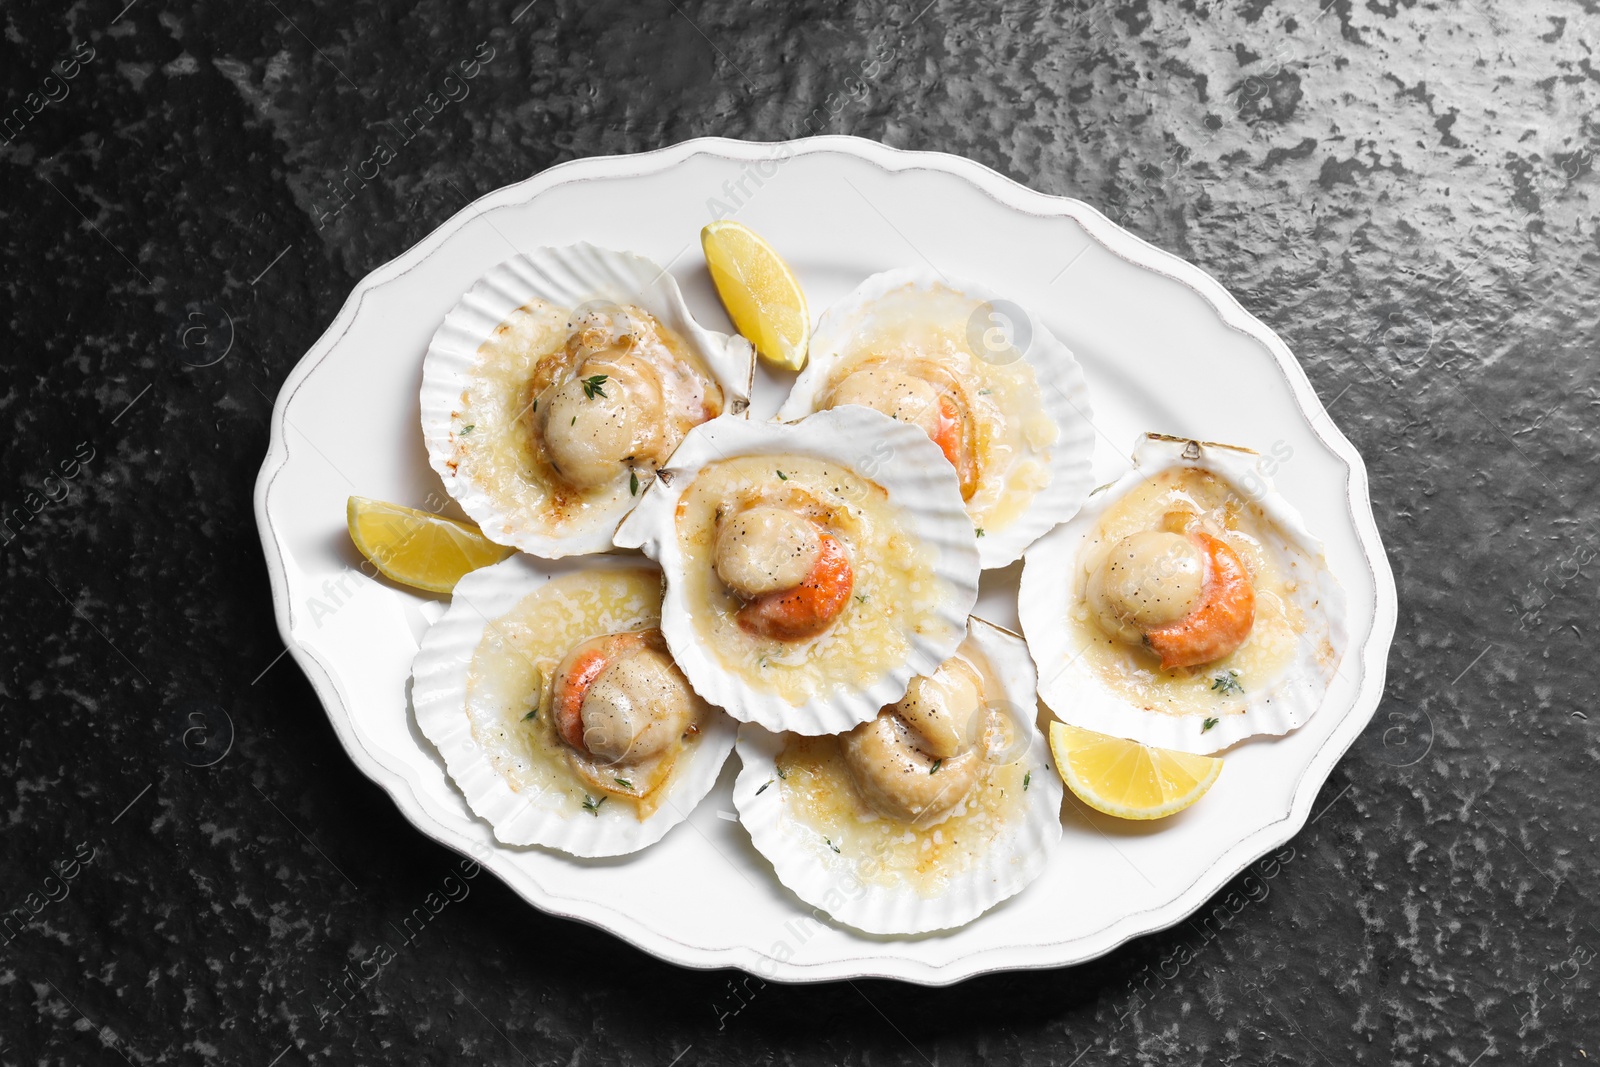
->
[[411, 553, 737, 856], [1019, 434, 1348, 755], [776, 267, 1095, 568], [421, 244, 755, 558], [732, 618, 1063, 935], [612, 406, 980, 735]]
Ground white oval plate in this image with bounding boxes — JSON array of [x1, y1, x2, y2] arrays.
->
[[254, 136, 1396, 985]]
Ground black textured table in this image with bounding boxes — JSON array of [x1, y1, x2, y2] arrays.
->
[[3, 1, 1594, 1063]]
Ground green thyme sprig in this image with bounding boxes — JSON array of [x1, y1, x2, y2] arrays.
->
[[1211, 670, 1243, 696]]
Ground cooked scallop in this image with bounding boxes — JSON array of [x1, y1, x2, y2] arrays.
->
[[1084, 530, 1210, 644], [712, 505, 823, 598], [410, 555, 737, 857], [1020, 434, 1347, 755], [421, 245, 754, 558], [613, 406, 980, 736], [551, 631, 694, 766], [839, 657, 986, 824], [777, 268, 1095, 568], [732, 618, 1063, 935]]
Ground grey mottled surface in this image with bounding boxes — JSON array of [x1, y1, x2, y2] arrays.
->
[[2, 0, 1597, 1064]]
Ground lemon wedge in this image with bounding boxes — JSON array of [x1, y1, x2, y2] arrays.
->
[[701, 219, 810, 371], [346, 496, 513, 594], [1049, 721, 1222, 821]]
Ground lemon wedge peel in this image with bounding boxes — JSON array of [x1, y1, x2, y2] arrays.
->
[[1049, 721, 1222, 821], [701, 219, 810, 372], [346, 496, 513, 594]]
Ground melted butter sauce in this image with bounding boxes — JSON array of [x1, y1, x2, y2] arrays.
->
[[463, 568, 705, 820], [677, 454, 942, 707], [1069, 467, 1309, 717]]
